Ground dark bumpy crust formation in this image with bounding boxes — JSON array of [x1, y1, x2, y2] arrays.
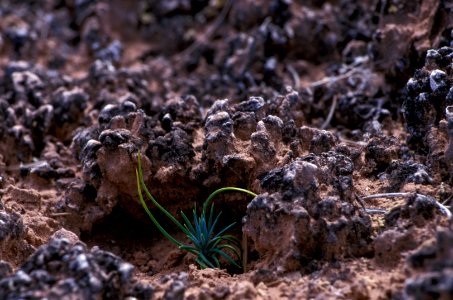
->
[[0, 0, 452, 298]]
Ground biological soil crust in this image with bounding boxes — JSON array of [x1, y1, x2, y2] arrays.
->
[[0, 1, 452, 299]]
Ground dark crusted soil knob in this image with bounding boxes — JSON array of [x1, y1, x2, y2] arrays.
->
[[446, 106, 453, 166], [402, 46, 453, 151]]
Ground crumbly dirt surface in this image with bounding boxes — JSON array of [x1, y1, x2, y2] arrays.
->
[[0, 1, 452, 299]]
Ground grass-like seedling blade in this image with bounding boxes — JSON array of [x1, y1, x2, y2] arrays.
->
[[213, 248, 242, 268], [135, 152, 257, 269], [137, 153, 190, 236], [136, 169, 182, 247], [204, 187, 257, 209]]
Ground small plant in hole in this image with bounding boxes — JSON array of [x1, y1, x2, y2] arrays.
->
[[135, 153, 257, 269]]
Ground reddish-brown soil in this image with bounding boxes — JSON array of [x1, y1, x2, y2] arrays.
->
[[0, 1, 452, 299]]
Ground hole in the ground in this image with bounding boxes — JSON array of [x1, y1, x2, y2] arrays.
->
[[79, 204, 193, 275], [80, 198, 249, 275], [80, 204, 156, 263]]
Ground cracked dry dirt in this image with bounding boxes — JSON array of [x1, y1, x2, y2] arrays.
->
[[0, 1, 453, 299]]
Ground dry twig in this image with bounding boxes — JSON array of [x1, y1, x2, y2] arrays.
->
[[360, 192, 452, 218]]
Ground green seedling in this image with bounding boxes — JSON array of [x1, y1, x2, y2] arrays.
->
[[135, 153, 257, 269]]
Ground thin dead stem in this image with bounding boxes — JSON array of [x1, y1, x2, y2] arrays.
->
[[364, 208, 387, 214], [286, 63, 300, 90], [308, 56, 369, 89], [50, 212, 72, 217], [242, 233, 248, 272], [361, 192, 452, 218], [320, 96, 337, 129], [180, 0, 233, 57], [338, 137, 367, 147]]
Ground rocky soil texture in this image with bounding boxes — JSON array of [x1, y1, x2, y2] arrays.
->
[[0, 0, 452, 299]]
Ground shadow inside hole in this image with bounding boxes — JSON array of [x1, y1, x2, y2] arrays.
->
[[80, 201, 248, 275], [80, 204, 158, 262]]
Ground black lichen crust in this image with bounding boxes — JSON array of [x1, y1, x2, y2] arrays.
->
[[403, 46, 453, 151]]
